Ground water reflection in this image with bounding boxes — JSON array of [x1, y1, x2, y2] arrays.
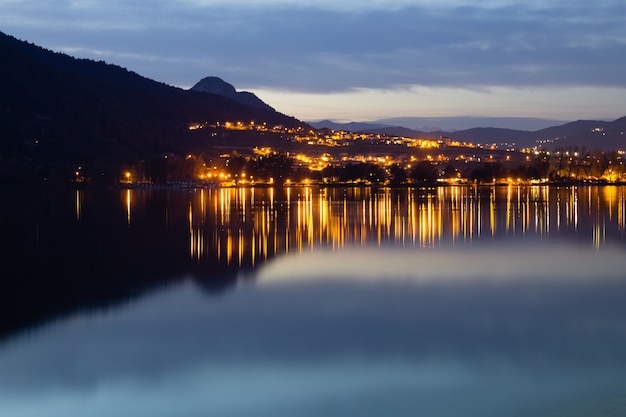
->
[[2, 244, 626, 417], [2, 186, 626, 416], [126, 188, 132, 225], [74, 189, 83, 221], [2, 185, 625, 310], [178, 186, 626, 267]]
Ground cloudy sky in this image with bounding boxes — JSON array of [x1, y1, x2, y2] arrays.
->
[[1, 0, 625, 122]]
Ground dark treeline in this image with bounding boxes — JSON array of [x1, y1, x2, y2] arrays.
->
[[4, 144, 625, 186], [121, 146, 625, 186]]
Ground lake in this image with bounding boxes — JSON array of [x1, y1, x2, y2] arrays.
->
[[1, 185, 626, 416]]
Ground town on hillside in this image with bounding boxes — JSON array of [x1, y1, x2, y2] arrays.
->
[[111, 120, 625, 187]]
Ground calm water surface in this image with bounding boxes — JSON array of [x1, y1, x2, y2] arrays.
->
[[1, 185, 626, 416]]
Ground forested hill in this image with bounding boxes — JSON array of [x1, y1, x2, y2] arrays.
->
[[0, 31, 303, 183]]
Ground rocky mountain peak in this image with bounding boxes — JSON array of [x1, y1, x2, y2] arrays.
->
[[190, 76, 273, 111]]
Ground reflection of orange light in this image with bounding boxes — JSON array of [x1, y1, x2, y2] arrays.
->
[[185, 186, 620, 267], [126, 189, 131, 225]]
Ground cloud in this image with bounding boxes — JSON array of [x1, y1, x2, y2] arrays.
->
[[1, 0, 625, 118], [253, 85, 626, 121]]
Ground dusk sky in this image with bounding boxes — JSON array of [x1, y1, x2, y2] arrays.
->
[[2, 0, 625, 123]]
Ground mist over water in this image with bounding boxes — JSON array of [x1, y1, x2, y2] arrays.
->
[[1, 185, 626, 416]]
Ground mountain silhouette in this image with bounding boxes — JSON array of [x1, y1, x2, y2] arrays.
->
[[312, 118, 626, 151], [190, 76, 274, 111], [0, 31, 303, 183]]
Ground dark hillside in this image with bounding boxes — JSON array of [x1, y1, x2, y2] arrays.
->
[[0, 31, 303, 183]]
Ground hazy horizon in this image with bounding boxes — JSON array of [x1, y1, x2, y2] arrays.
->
[[306, 116, 578, 132]]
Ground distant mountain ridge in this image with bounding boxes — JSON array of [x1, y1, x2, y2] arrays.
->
[[310, 117, 626, 151], [376, 117, 570, 132], [310, 117, 568, 133], [190, 76, 274, 111]]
